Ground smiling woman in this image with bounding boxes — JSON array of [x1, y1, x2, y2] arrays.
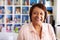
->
[[17, 3, 56, 40]]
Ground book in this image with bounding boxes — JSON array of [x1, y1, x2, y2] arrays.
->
[[14, 24, 21, 33], [0, 24, 5, 32], [6, 15, 13, 23], [7, 0, 13, 5], [0, 15, 4, 23], [46, 14, 53, 25], [22, 0, 29, 5], [14, 0, 21, 5], [0, 0, 5, 5], [0, 6, 5, 14], [22, 7, 29, 14], [45, 0, 54, 7], [51, 0, 54, 6], [30, 0, 37, 5], [22, 15, 29, 23], [46, 0, 54, 5], [14, 15, 21, 23], [15, 7, 21, 14], [47, 7, 53, 14], [37, 0, 45, 4], [6, 6, 13, 14], [6, 24, 12, 32]]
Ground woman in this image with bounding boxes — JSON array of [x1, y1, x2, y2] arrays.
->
[[17, 3, 56, 40]]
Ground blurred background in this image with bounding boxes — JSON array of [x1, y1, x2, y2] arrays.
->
[[0, 0, 60, 40]]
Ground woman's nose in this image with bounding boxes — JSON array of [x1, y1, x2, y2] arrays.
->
[[36, 14, 41, 18]]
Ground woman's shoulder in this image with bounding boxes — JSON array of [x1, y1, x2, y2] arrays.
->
[[42, 23, 52, 28], [22, 23, 30, 28], [43, 23, 52, 26], [20, 23, 30, 32], [42, 23, 54, 32]]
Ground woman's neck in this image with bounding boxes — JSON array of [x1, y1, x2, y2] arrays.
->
[[32, 22, 42, 39], [32, 22, 42, 28]]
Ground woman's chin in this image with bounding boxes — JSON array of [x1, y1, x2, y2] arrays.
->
[[35, 21, 42, 24]]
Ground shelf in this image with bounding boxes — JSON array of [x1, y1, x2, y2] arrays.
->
[[0, 0, 54, 33]]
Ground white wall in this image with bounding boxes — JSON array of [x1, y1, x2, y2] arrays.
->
[[55, 0, 60, 24], [54, 0, 60, 40]]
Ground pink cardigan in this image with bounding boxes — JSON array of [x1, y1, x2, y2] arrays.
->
[[17, 23, 56, 40]]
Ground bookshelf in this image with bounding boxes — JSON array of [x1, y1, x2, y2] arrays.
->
[[0, 0, 54, 33]]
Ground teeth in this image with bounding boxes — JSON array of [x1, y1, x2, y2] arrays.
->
[[40, 18, 41, 19], [40, 18, 41, 20], [35, 18, 42, 21]]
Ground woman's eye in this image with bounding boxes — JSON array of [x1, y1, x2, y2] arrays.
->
[[33, 12, 37, 14], [40, 13, 43, 15]]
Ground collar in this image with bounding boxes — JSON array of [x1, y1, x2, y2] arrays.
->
[[29, 22, 43, 34]]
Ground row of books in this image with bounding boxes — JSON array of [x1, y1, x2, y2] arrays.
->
[[0, 15, 29, 23], [0, 14, 53, 33], [0, 0, 54, 33], [0, 24, 21, 33], [0, 0, 54, 6], [0, 6, 53, 14], [0, 6, 29, 14]]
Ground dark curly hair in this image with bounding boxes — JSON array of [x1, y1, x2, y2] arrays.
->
[[29, 3, 47, 22]]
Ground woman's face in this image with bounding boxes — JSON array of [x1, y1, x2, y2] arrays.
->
[[31, 7, 45, 24]]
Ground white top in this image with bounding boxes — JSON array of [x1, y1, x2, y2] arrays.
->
[[17, 23, 56, 40]]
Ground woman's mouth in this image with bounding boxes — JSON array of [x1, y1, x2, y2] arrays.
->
[[35, 18, 42, 21]]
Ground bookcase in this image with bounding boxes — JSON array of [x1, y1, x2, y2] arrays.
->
[[0, 0, 54, 33]]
